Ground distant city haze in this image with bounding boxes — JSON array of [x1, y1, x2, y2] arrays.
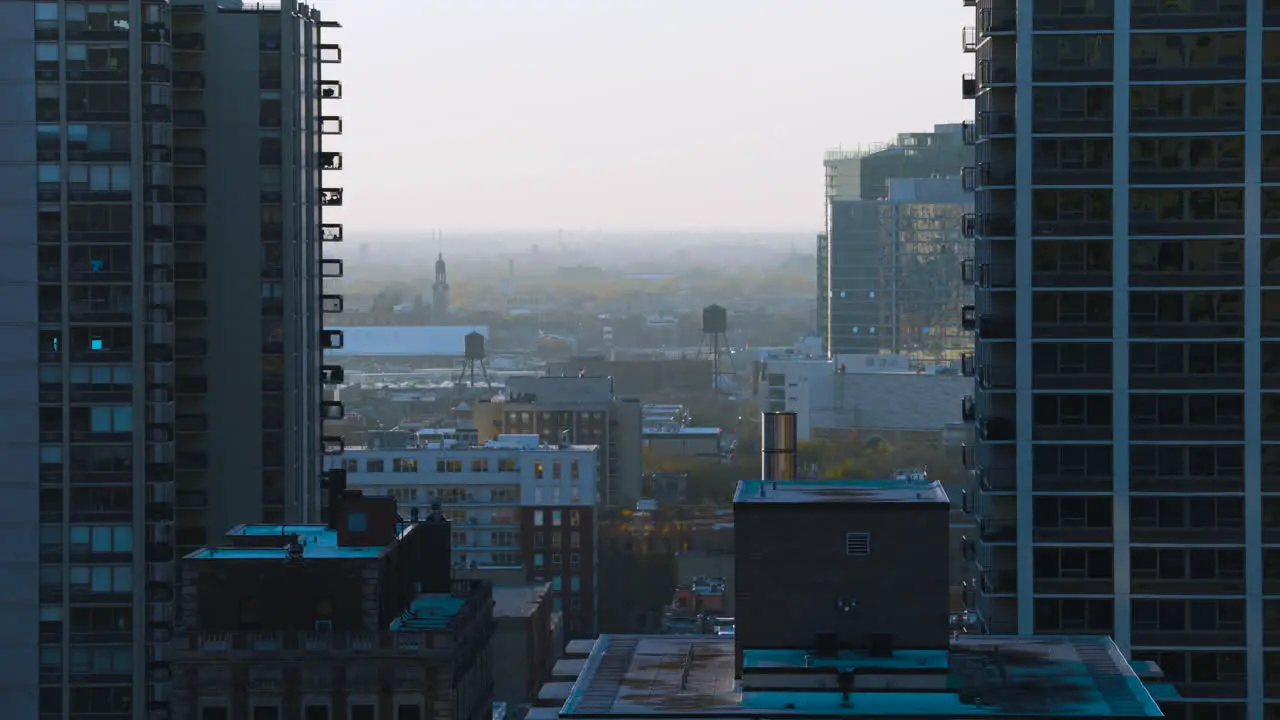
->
[[330, 0, 973, 233]]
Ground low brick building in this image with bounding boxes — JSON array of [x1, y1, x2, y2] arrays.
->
[[170, 492, 494, 720]]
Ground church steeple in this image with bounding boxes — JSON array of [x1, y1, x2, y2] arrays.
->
[[432, 252, 450, 319]]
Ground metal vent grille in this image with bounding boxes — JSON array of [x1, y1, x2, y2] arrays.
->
[[845, 532, 871, 556], [1073, 639, 1148, 716], [574, 637, 639, 714]]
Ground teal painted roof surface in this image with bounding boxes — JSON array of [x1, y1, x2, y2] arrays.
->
[[734, 478, 950, 505], [390, 594, 467, 631], [185, 523, 412, 560]]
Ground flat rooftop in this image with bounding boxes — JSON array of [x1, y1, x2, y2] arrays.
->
[[558, 635, 1165, 719], [184, 523, 411, 561], [493, 583, 552, 619], [733, 478, 950, 506], [389, 593, 468, 631]]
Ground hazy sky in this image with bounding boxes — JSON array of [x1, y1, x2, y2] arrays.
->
[[328, 0, 973, 233]]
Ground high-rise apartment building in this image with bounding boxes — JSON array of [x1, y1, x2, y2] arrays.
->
[[0, 1, 342, 717], [963, 2, 1280, 719]]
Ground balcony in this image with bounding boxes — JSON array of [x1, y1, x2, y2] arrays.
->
[[319, 44, 343, 63], [1130, 524, 1244, 545], [320, 401, 345, 421], [1131, 1, 1244, 30], [978, 569, 1017, 596], [173, 147, 207, 166], [1032, 523, 1113, 544], [321, 152, 343, 170], [978, 518, 1016, 544], [320, 116, 343, 135], [176, 376, 208, 394], [320, 258, 344, 278], [320, 329, 344, 350], [321, 223, 344, 242], [175, 339, 207, 357], [978, 7, 1017, 33], [1033, 6, 1115, 31], [320, 188, 344, 206], [319, 79, 343, 99], [259, 71, 282, 90], [322, 294, 344, 313], [1136, 571, 1233, 594], [175, 224, 206, 244], [1032, 471, 1112, 494], [173, 110, 206, 129], [962, 74, 977, 100], [173, 70, 206, 90], [978, 59, 1016, 86], [1034, 576, 1115, 595], [173, 32, 206, 51], [962, 27, 978, 53], [1033, 423, 1112, 443], [978, 263, 1015, 289], [962, 396, 976, 422], [976, 466, 1016, 492], [1129, 471, 1243, 494], [323, 435, 345, 455], [175, 414, 208, 433], [176, 452, 210, 470], [321, 365, 345, 384], [977, 110, 1016, 137], [173, 187, 206, 205], [175, 301, 208, 318], [174, 262, 207, 281], [978, 315, 1015, 340]]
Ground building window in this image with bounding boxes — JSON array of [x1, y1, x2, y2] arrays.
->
[[350, 705, 375, 720], [303, 707, 329, 720], [552, 575, 562, 591], [569, 553, 580, 569], [533, 510, 544, 526], [570, 460, 580, 479], [202, 709, 230, 720], [252, 708, 280, 720], [551, 534, 562, 549], [534, 533, 544, 548], [845, 532, 871, 556], [397, 706, 422, 720], [534, 553, 544, 567], [570, 532, 580, 549], [552, 462, 562, 479], [392, 458, 418, 472], [534, 462, 544, 479], [570, 510, 581, 526], [366, 459, 384, 473], [571, 574, 581, 593], [552, 510, 562, 527], [90, 405, 131, 432], [552, 554, 562, 568]]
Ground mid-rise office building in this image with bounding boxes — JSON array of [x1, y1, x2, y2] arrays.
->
[[962, 3, 1280, 719], [338, 433, 600, 637], [0, 1, 342, 716]]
